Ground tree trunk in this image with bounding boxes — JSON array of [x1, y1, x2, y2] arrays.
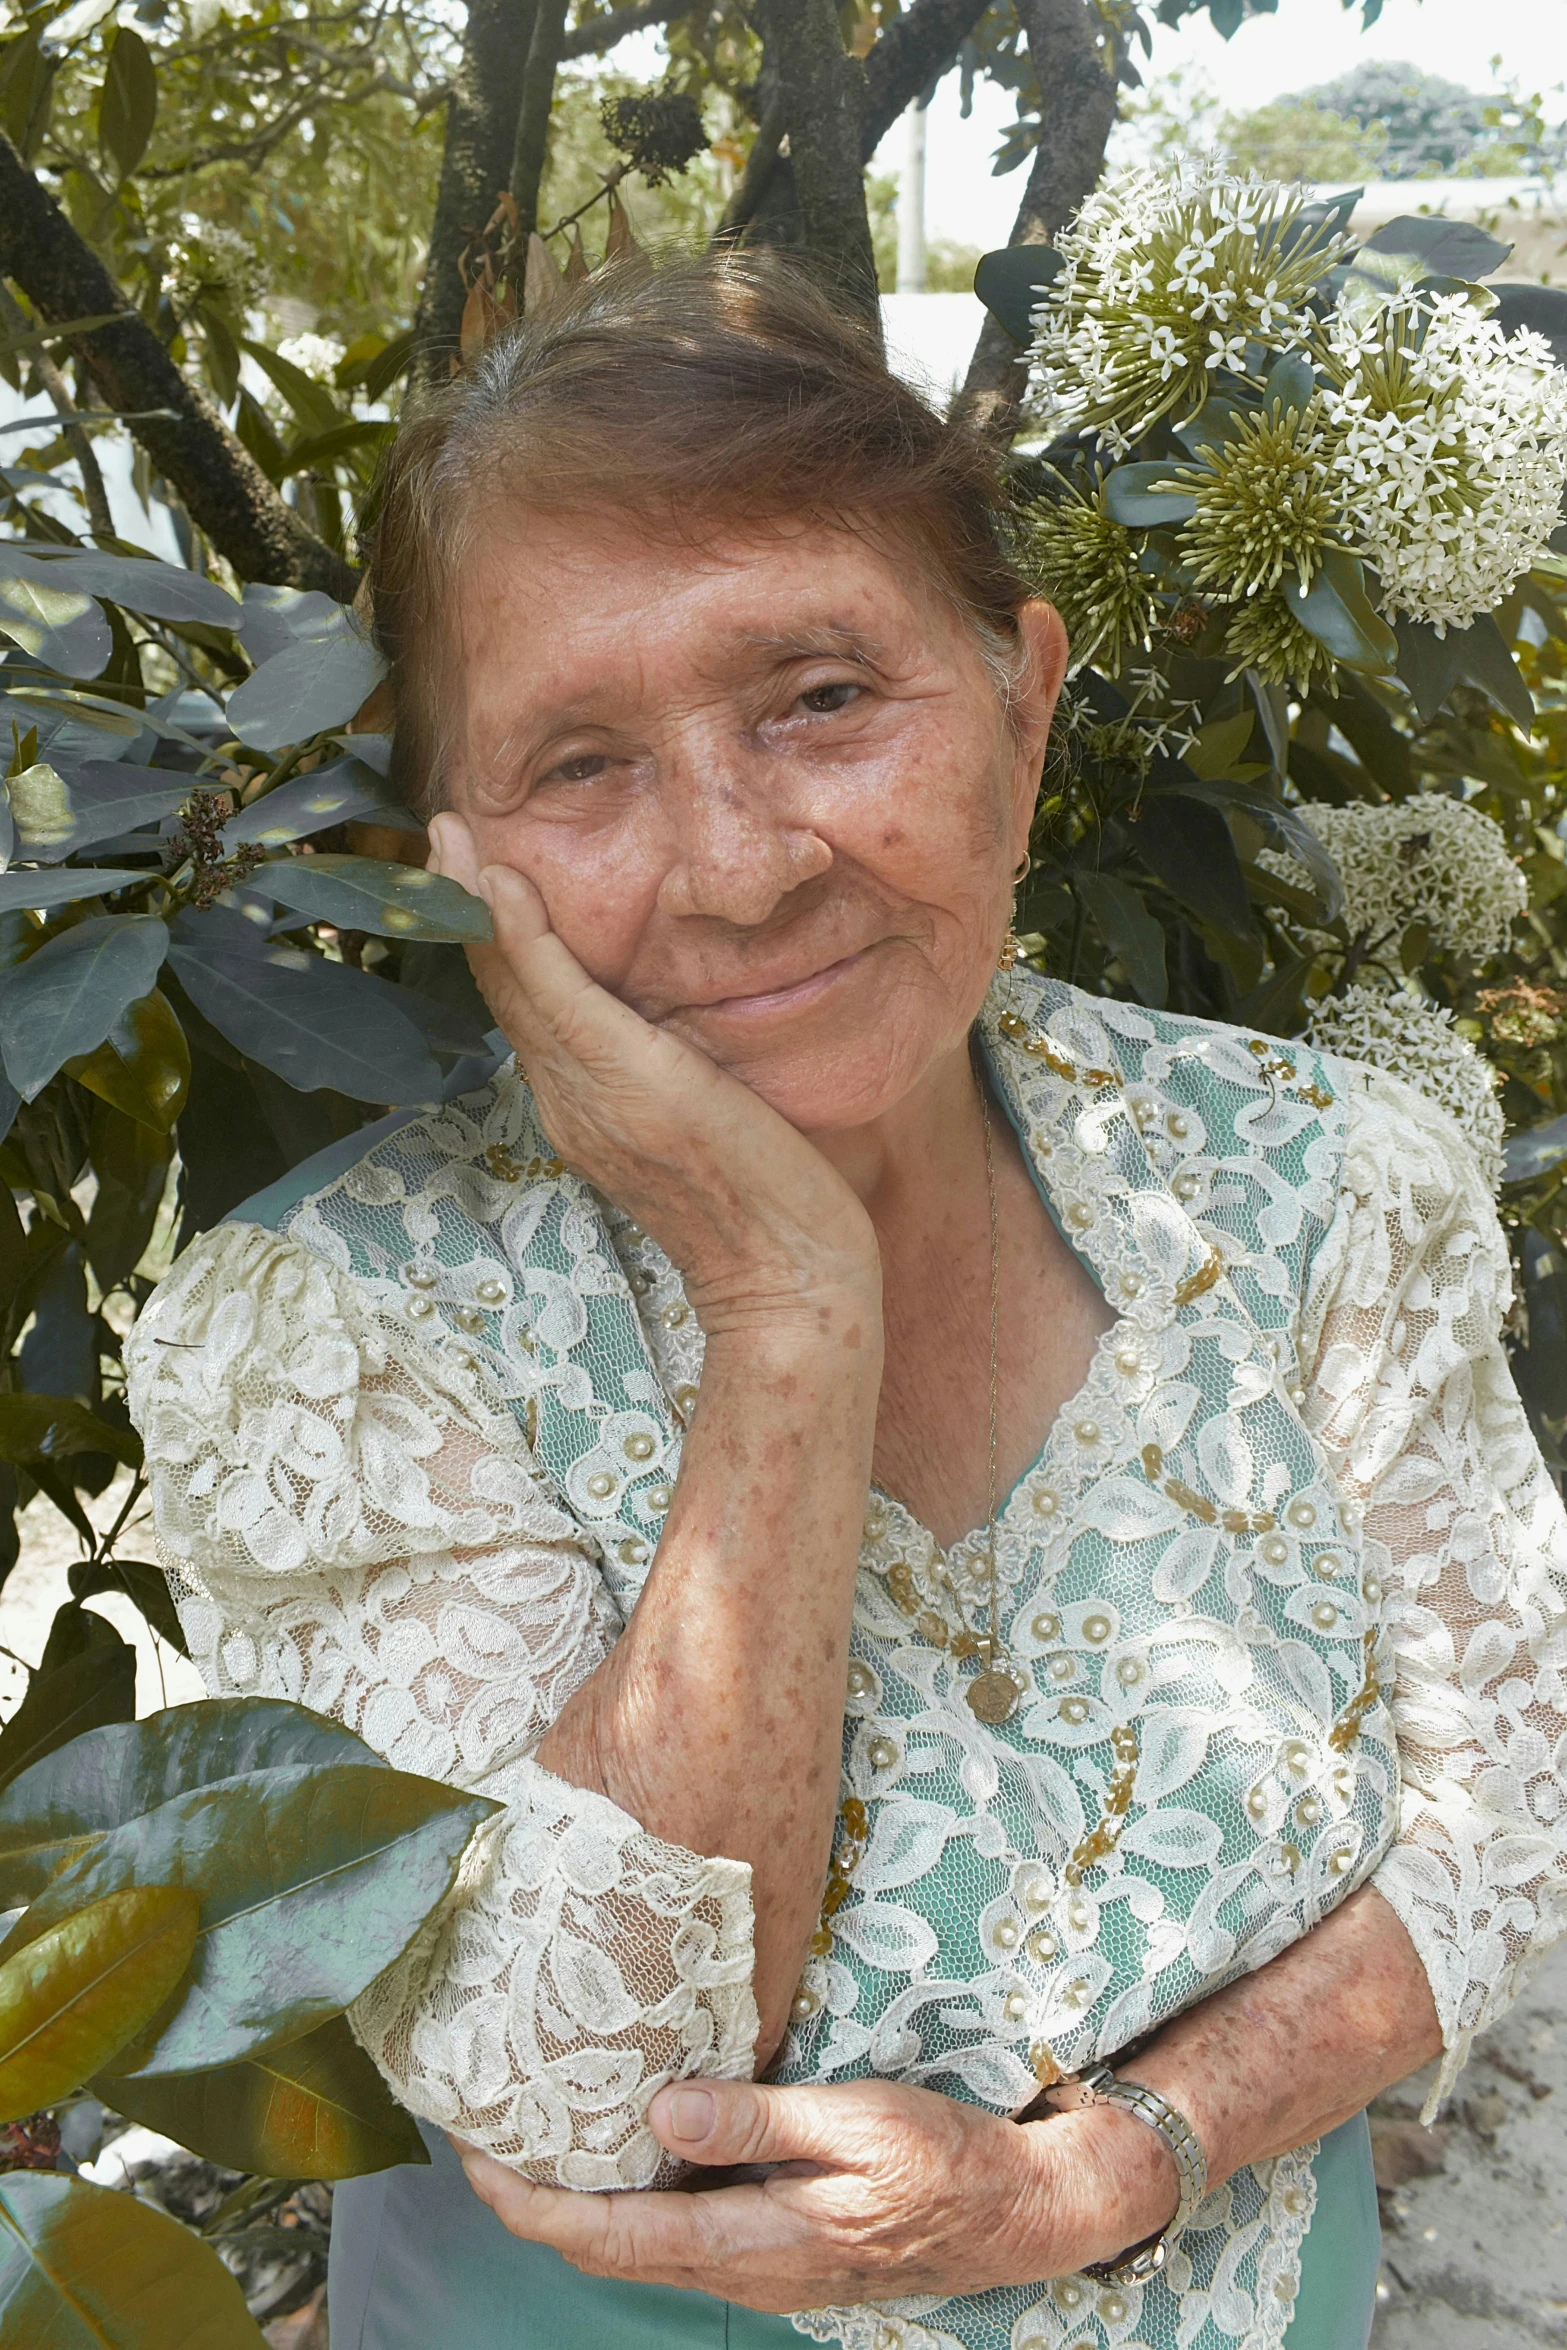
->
[[410, 0, 537, 397], [952, 0, 1118, 445], [0, 135, 352, 594], [746, 0, 880, 336], [859, 0, 991, 162]]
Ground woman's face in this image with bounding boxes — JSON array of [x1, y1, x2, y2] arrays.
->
[[443, 508, 1067, 1133]]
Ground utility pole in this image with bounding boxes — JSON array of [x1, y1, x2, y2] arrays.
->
[[897, 94, 929, 292]]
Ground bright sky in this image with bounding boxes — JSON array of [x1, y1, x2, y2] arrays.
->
[[875, 0, 1567, 250]]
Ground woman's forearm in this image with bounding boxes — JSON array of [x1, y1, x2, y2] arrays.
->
[[535, 1301, 881, 2059], [1053, 1885, 1443, 2259]]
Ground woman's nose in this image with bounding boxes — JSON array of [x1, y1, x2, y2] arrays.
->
[[657, 761, 832, 926]]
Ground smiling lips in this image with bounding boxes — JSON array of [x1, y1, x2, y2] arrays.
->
[[678, 945, 875, 1022]]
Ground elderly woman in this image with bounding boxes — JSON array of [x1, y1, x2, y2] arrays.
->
[[127, 255, 1567, 2350]]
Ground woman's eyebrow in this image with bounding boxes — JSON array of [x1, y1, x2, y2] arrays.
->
[[740, 624, 891, 669]]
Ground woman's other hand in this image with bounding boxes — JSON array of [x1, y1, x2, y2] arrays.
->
[[452, 2076, 1176, 2310], [428, 810, 879, 1343]]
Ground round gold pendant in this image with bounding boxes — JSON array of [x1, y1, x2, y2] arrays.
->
[[966, 1670, 1023, 1725]]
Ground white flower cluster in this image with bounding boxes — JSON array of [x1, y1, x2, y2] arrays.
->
[[166, 222, 263, 316], [1323, 293, 1567, 633], [1031, 167, 1347, 450], [1306, 984, 1505, 1185], [276, 332, 346, 386], [1264, 792, 1526, 962]]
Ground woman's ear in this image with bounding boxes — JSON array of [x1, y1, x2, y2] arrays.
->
[[1006, 600, 1069, 845]]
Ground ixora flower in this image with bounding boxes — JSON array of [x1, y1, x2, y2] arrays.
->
[[1306, 984, 1505, 1185], [1218, 591, 1337, 690], [1030, 168, 1351, 449], [1321, 291, 1567, 633], [1175, 398, 1346, 599], [1018, 477, 1160, 674], [1263, 792, 1527, 963], [276, 332, 347, 385]]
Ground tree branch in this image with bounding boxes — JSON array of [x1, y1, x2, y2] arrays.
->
[[410, 0, 538, 397], [0, 281, 113, 542], [746, 0, 880, 335], [510, 0, 573, 237], [558, 0, 671, 59], [0, 135, 353, 593], [859, 0, 992, 162], [952, 0, 1116, 444]]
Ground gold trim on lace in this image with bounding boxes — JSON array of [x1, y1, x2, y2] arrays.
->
[[1328, 1633, 1381, 1752], [1063, 1724, 1140, 1884], [809, 1797, 869, 1958], [1140, 1442, 1277, 1536]]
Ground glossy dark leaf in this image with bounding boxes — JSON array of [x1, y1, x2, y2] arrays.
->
[[0, 913, 169, 1101], [1515, 1231, 1567, 1428], [0, 1697, 384, 1907], [1075, 872, 1168, 1007], [972, 244, 1063, 345], [0, 866, 148, 914], [3, 1762, 496, 2073], [69, 1558, 188, 1657], [1394, 611, 1533, 727], [0, 2170, 267, 2348], [12, 768, 197, 863], [167, 928, 442, 1104], [1281, 552, 1398, 674], [1262, 349, 1315, 413], [1359, 213, 1512, 284], [262, 854, 492, 943], [282, 418, 397, 478], [1504, 1113, 1567, 1185], [1236, 951, 1316, 1036], [0, 577, 111, 677], [0, 1884, 197, 2120], [69, 989, 190, 1136], [238, 341, 344, 438], [221, 757, 418, 848], [1103, 462, 1197, 527], [1178, 777, 1345, 920], [99, 2011, 427, 2180], [0, 1605, 136, 1798], [1492, 282, 1567, 371], [97, 24, 157, 181], [226, 627, 388, 755], [0, 1395, 140, 1468], [1133, 791, 1254, 936]]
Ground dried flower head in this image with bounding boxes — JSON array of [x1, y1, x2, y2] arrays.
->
[[1262, 792, 1526, 962], [1306, 983, 1505, 1186], [1175, 396, 1346, 598], [1478, 979, 1567, 1050], [600, 90, 707, 186], [1017, 476, 1160, 674], [165, 221, 263, 317], [1322, 292, 1567, 632], [1030, 167, 1351, 449]]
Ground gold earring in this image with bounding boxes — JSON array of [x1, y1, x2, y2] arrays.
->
[[999, 853, 1032, 974]]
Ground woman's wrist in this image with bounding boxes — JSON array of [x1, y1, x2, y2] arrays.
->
[[1023, 2104, 1182, 2272]]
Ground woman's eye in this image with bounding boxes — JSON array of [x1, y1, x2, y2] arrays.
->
[[797, 681, 862, 716], [546, 753, 610, 785]]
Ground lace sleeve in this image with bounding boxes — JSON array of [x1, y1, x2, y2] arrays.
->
[[124, 1221, 759, 2189], [1299, 1067, 1567, 2112]]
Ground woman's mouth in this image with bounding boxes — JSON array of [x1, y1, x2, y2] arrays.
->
[[681, 947, 874, 1022]]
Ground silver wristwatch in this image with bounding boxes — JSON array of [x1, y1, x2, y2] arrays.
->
[[1072, 2064, 1208, 2285]]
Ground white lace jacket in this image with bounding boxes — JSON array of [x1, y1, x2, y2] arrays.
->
[[124, 976, 1567, 2350]]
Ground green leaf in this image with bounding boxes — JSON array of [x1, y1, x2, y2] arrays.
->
[[0, 868, 149, 914], [0, 578, 111, 677], [1103, 463, 1197, 528], [1359, 213, 1513, 284], [1492, 283, 1567, 371], [167, 929, 443, 1104], [1178, 776, 1345, 920], [0, 2170, 267, 2349], [1393, 611, 1534, 727], [96, 24, 157, 183], [1262, 349, 1315, 413], [0, 1605, 136, 1799], [1504, 1113, 1567, 1185], [1281, 551, 1398, 674], [0, 1697, 385, 1908], [68, 989, 190, 1135], [69, 1559, 188, 1657], [238, 340, 344, 438], [355, 325, 417, 405], [1133, 791, 1254, 936], [226, 623, 387, 755], [972, 244, 1063, 346], [281, 419, 396, 478], [0, 913, 169, 1101], [1074, 872, 1168, 1007], [0, 1395, 141, 1469], [1236, 951, 1315, 1036], [221, 757, 419, 848], [3, 1764, 497, 2074], [262, 854, 492, 943], [98, 2011, 428, 2180], [22, 763, 222, 864], [0, 1883, 198, 2120], [1182, 712, 1257, 781], [1, 552, 239, 631], [196, 303, 241, 410]]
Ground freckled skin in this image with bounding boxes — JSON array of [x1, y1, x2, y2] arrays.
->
[[431, 506, 1442, 2307]]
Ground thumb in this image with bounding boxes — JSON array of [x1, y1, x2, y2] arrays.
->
[[647, 2078, 845, 2170]]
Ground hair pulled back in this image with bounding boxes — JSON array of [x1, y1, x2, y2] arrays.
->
[[366, 249, 1032, 810]]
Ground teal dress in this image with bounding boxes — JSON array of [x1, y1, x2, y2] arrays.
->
[[131, 971, 1562, 2350]]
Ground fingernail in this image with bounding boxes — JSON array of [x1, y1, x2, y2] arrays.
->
[[667, 2087, 715, 2143]]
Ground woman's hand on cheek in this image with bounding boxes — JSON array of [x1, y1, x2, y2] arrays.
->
[[425, 814, 879, 1343], [451, 2077, 1177, 2312]]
